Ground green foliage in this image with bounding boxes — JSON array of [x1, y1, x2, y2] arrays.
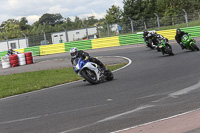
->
[[0, 1, 199, 41], [38, 13, 64, 26], [105, 5, 122, 23]]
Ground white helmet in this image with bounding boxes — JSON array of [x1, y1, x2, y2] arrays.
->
[[70, 47, 78, 58]]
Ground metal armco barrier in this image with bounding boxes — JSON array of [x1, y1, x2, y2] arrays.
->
[[0, 26, 200, 60]]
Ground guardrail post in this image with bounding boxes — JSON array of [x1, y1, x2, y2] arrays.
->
[[82, 23, 89, 40], [96, 24, 100, 38], [154, 13, 160, 31], [22, 33, 29, 47], [128, 17, 134, 34], [41, 30, 47, 45], [182, 9, 189, 27], [104, 21, 110, 37], [62, 27, 69, 42], [4, 36, 9, 49], [198, 12, 200, 18]]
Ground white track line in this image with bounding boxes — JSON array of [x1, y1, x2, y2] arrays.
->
[[111, 80, 200, 133], [111, 108, 200, 133], [0, 56, 132, 101]]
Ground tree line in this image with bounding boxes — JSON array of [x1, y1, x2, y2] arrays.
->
[[0, 0, 199, 41]]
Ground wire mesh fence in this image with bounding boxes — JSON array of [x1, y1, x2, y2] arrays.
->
[[28, 33, 52, 47], [0, 12, 200, 49]]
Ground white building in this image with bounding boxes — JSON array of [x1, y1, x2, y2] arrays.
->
[[51, 23, 119, 44], [51, 26, 98, 44], [0, 23, 120, 52], [0, 38, 28, 52]]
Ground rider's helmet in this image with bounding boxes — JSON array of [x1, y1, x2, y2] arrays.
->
[[70, 47, 78, 58], [152, 32, 157, 35], [177, 28, 181, 35], [143, 29, 148, 35]]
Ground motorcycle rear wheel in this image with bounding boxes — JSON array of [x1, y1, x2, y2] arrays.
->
[[191, 43, 199, 51], [105, 69, 114, 81]]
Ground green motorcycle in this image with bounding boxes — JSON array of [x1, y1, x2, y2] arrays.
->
[[181, 34, 199, 51], [157, 39, 174, 56]]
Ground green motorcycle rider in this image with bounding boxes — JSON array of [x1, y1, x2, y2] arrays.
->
[[175, 28, 187, 49], [175, 28, 199, 51]]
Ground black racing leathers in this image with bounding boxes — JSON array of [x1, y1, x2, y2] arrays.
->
[[143, 32, 149, 43], [175, 31, 188, 44], [175, 31, 188, 49], [7, 49, 15, 55], [155, 34, 168, 44], [143, 32, 158, 47], [154, 34, 168, 52], [71, 50, 106, 70]]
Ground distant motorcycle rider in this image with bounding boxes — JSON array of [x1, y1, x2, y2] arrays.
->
[[7, 47, 15, 55], [155, 33, 168, 44], [175, 28, 188, 49], [143, 29, 149, 43], [154, 33, 169, 52], [143, 29, 157, 48], [70, 47, 108, 73]]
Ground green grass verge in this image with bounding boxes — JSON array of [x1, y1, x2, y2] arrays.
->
[[0, 63, 127, 99]]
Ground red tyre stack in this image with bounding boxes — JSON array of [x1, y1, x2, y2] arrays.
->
[[9, 54, 19, 67], [24, 52, 33, 64]]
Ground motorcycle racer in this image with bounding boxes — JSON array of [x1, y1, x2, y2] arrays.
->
[[70, 47, 109, 74], [175, 28, 188, 49], [143, 29, 158, 48], [7, 47, 15, 55]]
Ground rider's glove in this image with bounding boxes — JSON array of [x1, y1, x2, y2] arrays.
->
[[84, 56, 89, 61]]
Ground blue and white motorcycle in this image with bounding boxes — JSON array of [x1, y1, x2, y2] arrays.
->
[[73, 58, 114, 84]]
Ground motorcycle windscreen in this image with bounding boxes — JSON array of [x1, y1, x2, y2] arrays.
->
[[181, 34, 189, 43]]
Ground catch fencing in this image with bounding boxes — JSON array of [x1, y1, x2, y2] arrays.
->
[[1, 25, 200, 61], [1, 11, 199, 50], [0, 11, 200, 61]]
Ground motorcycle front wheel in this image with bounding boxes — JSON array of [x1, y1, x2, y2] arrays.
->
[[81, 69, 99, 84], [165, 45, 174, 56]]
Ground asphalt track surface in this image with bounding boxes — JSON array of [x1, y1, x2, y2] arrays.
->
[[1, 39, 200, 133]]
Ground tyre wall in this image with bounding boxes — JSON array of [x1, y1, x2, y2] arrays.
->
[[17, 53, 26, 66], [9, 54, 19, 67], [1, 56, 11, 68], [24, 52, 33, 64]]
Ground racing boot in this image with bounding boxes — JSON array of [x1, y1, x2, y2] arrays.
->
[[156, 46, 161, 52], [180, 42, 185, 50]]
